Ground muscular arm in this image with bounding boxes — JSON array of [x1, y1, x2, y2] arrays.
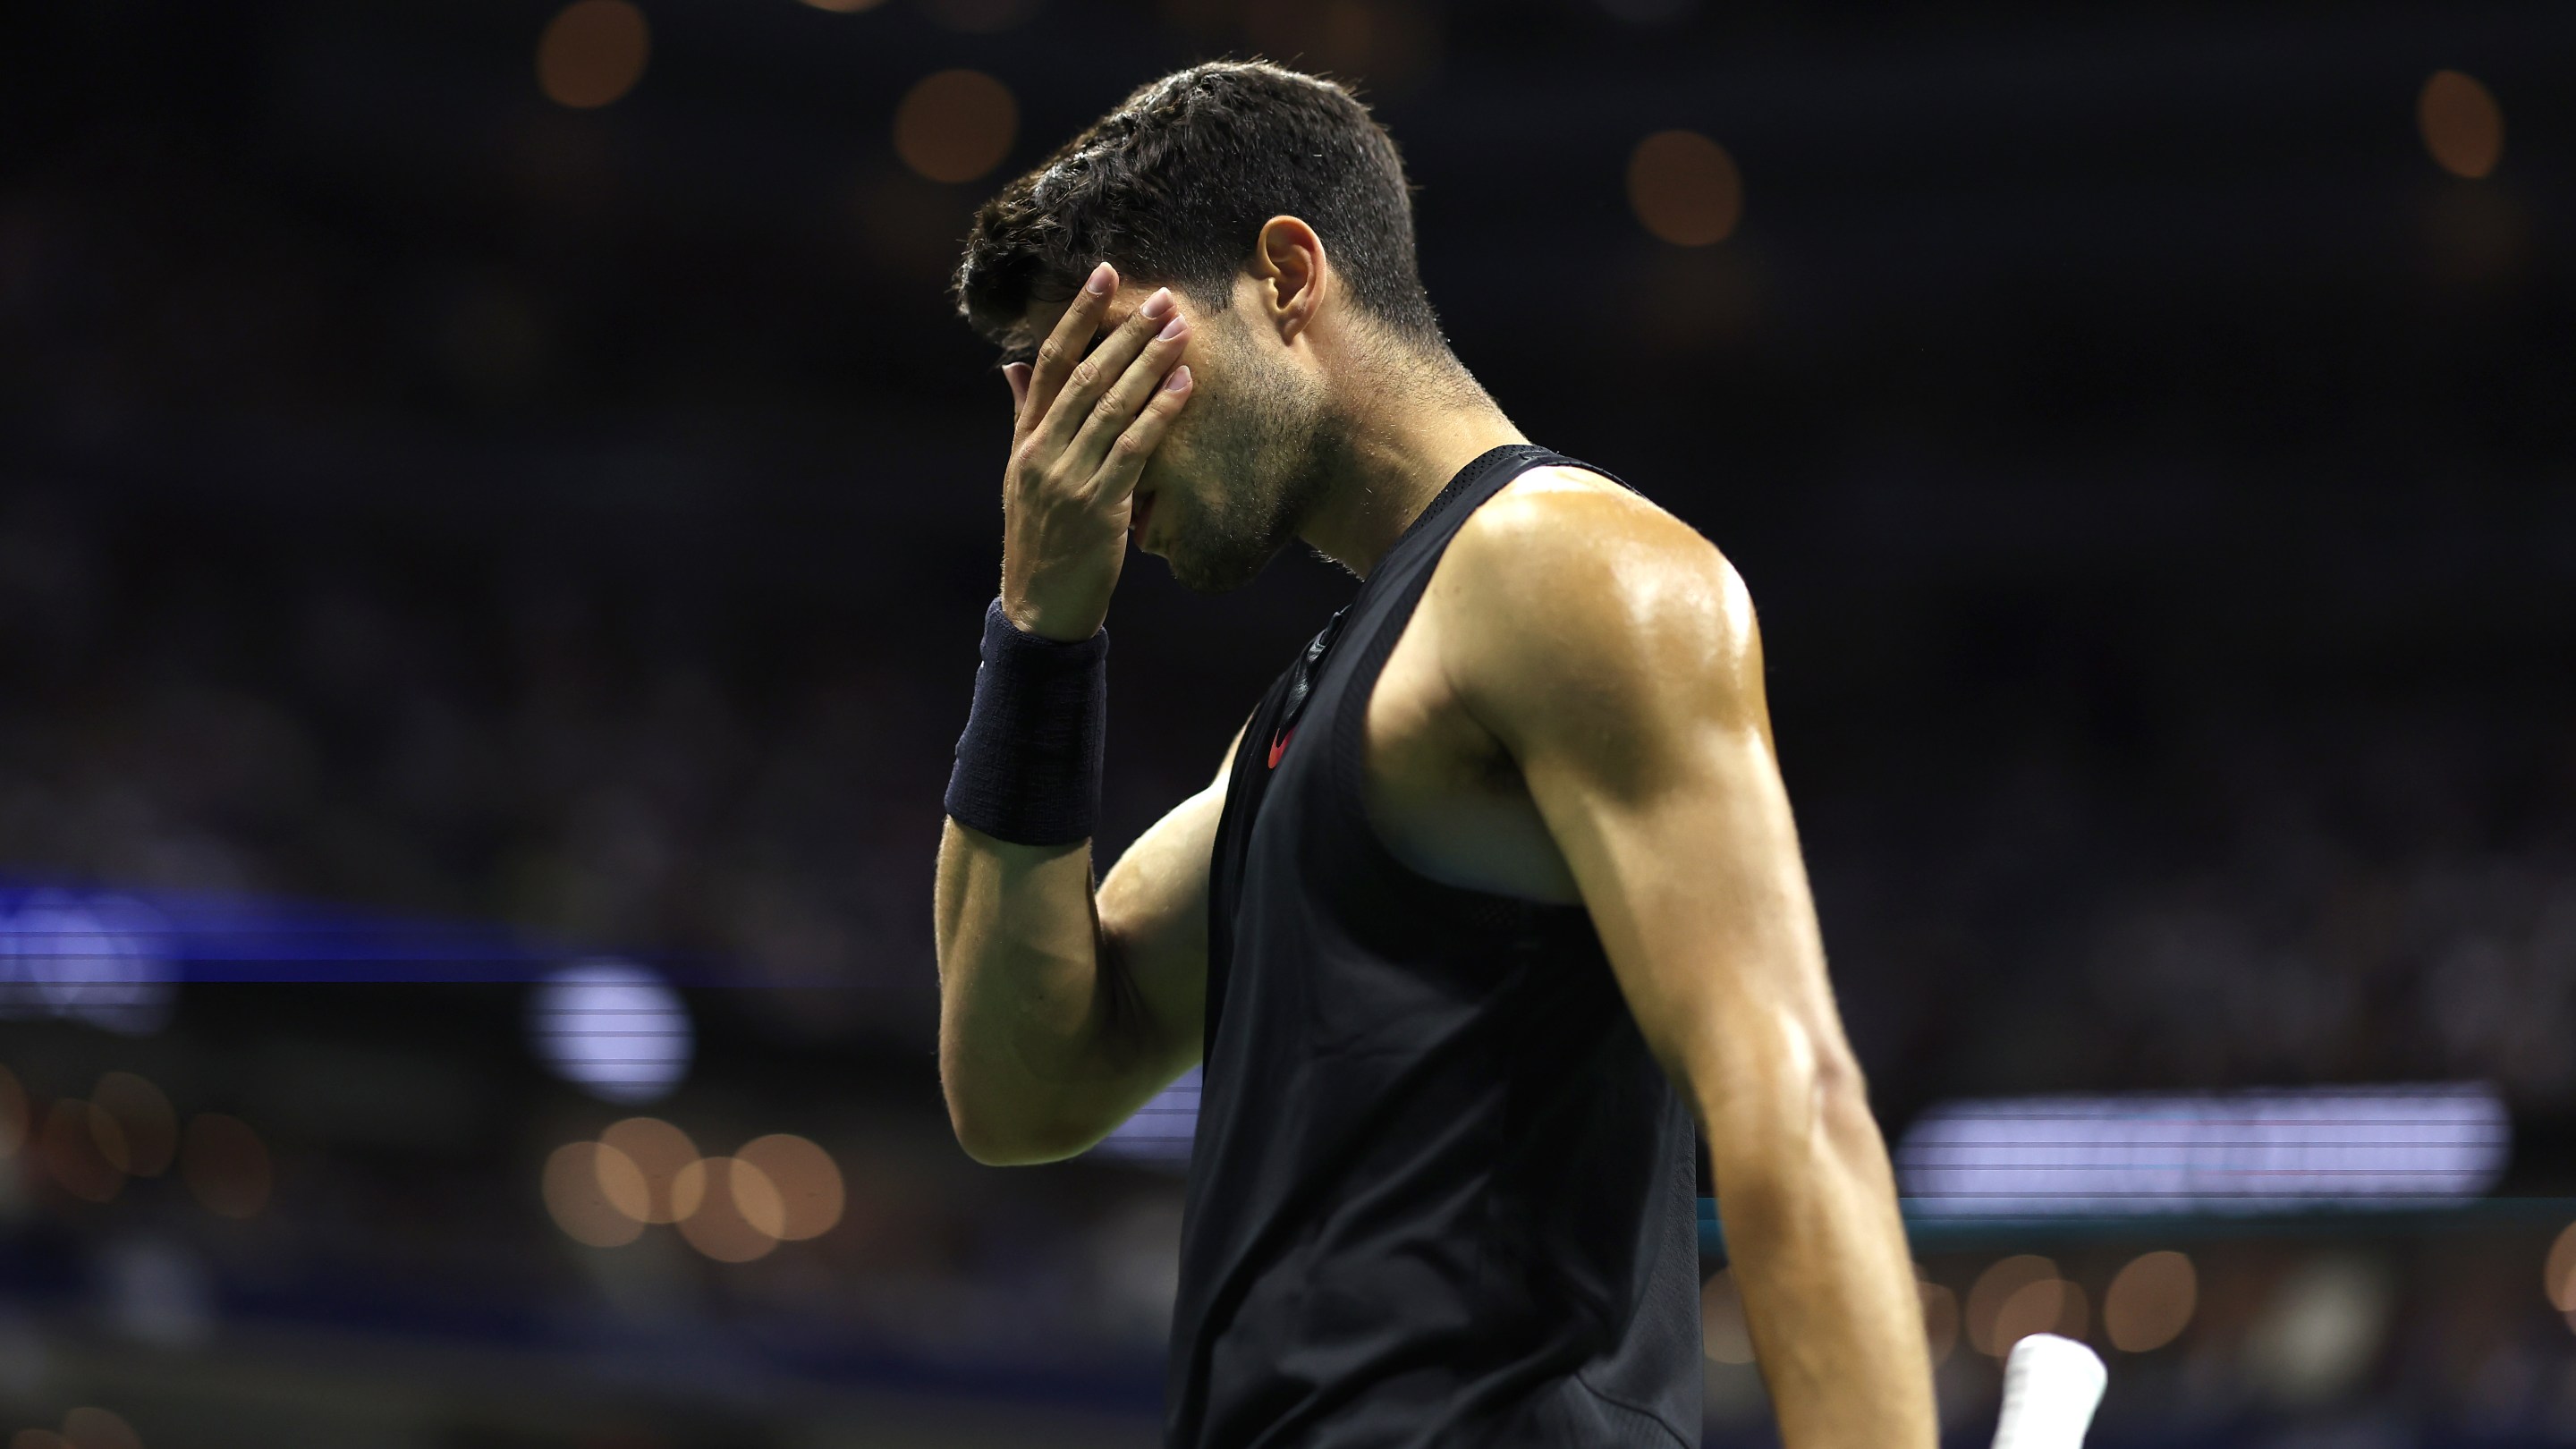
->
[[934, 735, 1228, 1164], [1439, 481, 1936, 1446], [934, 262, 1216, 1165]]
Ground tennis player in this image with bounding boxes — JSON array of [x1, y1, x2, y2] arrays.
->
[[933, 62, 1936, 1447]]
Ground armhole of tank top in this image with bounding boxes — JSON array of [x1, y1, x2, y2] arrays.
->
[[1208, 668, 1301, 966], [1321, 453, 1587, 919]]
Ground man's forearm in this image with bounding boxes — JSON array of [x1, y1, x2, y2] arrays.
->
[[934, 820, 1123, 1163], [934, 258, 1203, 1165], [1708, 1070, 1937, 1448]]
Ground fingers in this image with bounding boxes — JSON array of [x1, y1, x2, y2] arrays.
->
[[1030, 285, 1177, 459], [1090, 364, 1192, 506], [1003, 361, 1031, 416], [1063, 301, 1190, 480], [1020, 261, 1116, 433]]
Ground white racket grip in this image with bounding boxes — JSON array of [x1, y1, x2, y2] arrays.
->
[[1991, 1334, 2108, 1449]]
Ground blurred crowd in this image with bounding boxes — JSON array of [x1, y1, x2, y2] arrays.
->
[[1811, 688, 2576, 1132], [4, 462, 2570, 1118], [0, 480, 959, 1027]]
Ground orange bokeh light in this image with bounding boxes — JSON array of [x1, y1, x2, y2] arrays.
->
[[1628, 131, 1743, 247], [1965, 1254, 2058, 1357], [2105, 1250, 2198, 1352], [1992, 1275, 2087, 1355], [601, 1116, 700, 1223], [182, 1113, 273, 1219], [93, 1072, 176, 1177], [538, 0, 651, 111], [674, 1157, 782, 1262], [58, 1407, 140, 1449], [44, 1100, 125, 1204], [544, 1140, 645, 1247], [2545, 1220, 2576, 1312], [2418, 71, 2504, 180], [735, 1133, 844, 1241], [894, 71, 1019, 185]]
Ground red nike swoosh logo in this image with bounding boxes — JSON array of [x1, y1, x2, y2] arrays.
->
[[1267, 727, 1295, 768]]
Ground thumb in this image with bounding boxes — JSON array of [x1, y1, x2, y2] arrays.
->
[[1003, 362, 1032, 415]]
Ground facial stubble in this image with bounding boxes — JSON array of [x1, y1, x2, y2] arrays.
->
[[1159, 330, 1342, 595]]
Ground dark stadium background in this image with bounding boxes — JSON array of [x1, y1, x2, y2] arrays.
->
[[0, 1, 2571, 1445]]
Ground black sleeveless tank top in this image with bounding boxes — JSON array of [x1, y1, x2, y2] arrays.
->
[[1168, 445, 1703, 1449]]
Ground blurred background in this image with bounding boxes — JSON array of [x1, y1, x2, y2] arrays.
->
[[0, 0, 2572, 1444]]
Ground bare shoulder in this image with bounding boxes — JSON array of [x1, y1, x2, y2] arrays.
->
[[1446, 465, 1738, 597], [1432, 467, 1761, 717]]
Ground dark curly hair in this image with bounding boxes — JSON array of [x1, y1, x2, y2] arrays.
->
[[952, 61, 1444, 359]]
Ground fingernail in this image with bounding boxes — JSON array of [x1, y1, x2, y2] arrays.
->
[[1163, 364, 1191, 393], [1085, 262, 1114, 296], [1139, 288, 1174, 320], [1157, 314, 1187, 342]]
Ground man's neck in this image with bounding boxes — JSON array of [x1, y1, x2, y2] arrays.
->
[[1296, 362, 1527, 580]]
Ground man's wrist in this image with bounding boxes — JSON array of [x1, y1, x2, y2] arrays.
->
[[998, 589, 1103, 644]]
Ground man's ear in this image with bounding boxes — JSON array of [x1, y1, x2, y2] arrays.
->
[[1251, 216, 1329, 344]]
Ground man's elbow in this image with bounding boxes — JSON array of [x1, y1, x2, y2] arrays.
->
[[1808, 1045, 1885, 1159], [1707, 1041, 1890, 1216], [944, 1087, 1099, 1167]]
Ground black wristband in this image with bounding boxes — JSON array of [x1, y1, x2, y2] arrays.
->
[[944, 598, 1108, 846]]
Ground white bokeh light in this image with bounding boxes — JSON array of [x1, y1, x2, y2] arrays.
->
[[1089, 1065, 1199, 1168], [527, 960, 693, 1104], [0, 892, 178, 1037], [1898, 1083, 2509, 1216]]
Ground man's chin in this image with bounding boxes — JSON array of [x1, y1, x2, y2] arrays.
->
[[1165, 540, 1279, 597]]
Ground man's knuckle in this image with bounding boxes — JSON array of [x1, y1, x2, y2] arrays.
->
[[1034, 339, 1068, 370], [1068, 360, 1100, 392]]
